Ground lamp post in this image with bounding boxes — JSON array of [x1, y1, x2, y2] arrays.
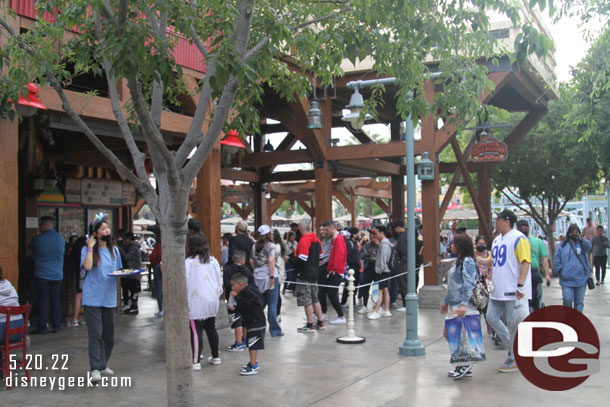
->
[[343, 75, 440, 357]]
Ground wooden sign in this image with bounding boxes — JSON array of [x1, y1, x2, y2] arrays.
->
[[471, 138, 508, 162], [81, 178, 124, 206], [122, 183, 137, 207], [65, 178, 82, 203]]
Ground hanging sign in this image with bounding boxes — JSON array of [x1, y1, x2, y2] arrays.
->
[[471, 138, 508, 162]]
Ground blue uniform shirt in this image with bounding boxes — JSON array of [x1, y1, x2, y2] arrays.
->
[[81, 246, 122, 308], [28, 229, 65, 281]]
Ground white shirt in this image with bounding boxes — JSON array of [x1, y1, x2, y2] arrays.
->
[[185, 256, 222, 320], [491, 229, 532, 301]]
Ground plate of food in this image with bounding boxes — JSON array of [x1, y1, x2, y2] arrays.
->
[[110, 268, 145, 277]]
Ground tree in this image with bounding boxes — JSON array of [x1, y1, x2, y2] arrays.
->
[[0, 1, 551, 405], [492, 86, 601, 259]]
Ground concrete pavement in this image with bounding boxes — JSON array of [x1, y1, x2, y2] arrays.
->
[[2, 279, 609, 406]]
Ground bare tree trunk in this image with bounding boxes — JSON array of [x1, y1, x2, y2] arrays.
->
[[158, 181, 192, 407], [543, 225, 557, 270]]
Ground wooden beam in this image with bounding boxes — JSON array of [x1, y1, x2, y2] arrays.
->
[[261, 170, 315, 182], [241, 149, 312, 167], [373, 198, 390, 214], [391, 175, 405, 221], [352, 187, 392, 199], [269, 193, 288, 215], [433, 71, 512, 153], [230, 203, 251, 219], [327, 141, 421, 160], [132, 199, 147, 218], [332, 188, 353, 211], [450, 137, 490, 235], [478, 164, 492, 243], [339, 158, 402, 175], [297, 200, 314, 218], [221, 168, 259, 182], [494, 108, 547, 156], [315, 162, 333, 224], [439, 135, 477, 220], [196, 146, 222, 260]]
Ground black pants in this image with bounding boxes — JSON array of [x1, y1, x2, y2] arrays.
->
[[529, 267, 543, 310], [341, 263, 360, 305], [121, 278, 140, 305], [318, 272, 344, 317], [84, 306, 114, 371], [594, 255, 607, 282], [277, 288, 282, 316], [358, 265, 376, 307], [190, 317, 219, 363]]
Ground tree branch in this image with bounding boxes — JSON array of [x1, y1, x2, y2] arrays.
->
[[244, 6, 351, 61], [150, 8, 167, 128]]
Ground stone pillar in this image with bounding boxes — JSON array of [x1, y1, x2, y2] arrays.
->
[[196, 145, 221, 261]]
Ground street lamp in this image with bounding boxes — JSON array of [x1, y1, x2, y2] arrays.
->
[[14, 83, 47, 117], [263, 137, 274, 152], [341, 87, 372, 131], [418, 152, 435, 181], [220, 129, 246, 154]]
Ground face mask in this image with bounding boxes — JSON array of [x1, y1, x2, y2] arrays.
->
[[476, 245, 486, 252], [570, 234, 579, 242], [100, 235, 111, 243], [520, 229, 529, 237]]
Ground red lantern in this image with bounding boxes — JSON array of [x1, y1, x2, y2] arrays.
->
[[220, 129, 246, 154], [15, 83, 47, 117]]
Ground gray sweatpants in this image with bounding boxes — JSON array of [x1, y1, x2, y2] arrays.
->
[[84, 306, 115, 371]]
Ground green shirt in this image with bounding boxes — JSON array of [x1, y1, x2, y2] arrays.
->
[[529, 236, 549, 271]]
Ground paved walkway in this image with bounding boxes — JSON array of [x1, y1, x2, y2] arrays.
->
[[2, 280, 609, 406]]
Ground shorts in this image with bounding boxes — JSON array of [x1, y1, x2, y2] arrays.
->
[[296, 279, 319, 307], [227, 308, 242, 329], [246, 327, 265, 350], [376, 272, 391, 289]]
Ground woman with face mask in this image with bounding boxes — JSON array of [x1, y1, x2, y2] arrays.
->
[[81, 213, 123, 382], [553, 223, 592, 312]]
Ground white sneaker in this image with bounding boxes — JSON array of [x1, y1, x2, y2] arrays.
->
[[357, 308, 369, 314], [101, 367, 114, 375], [368, 311, 381, 320], [321, 314, 329, 321], [155, 311, 164, 317], [91, 370, 102, 382], [207, 357, 221, 365], [380, 310, 392, 317], [192, 363, 201, 371], [329, 317, 347, 325], [396, 307, 406, 312]]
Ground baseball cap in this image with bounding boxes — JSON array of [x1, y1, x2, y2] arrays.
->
[[236, 219, 248, 232], [341, 230, 351, 238], [187, 218, 201, 232], [516, 219, 530, 228], [496, 209, 517, 226], [257, 224, 271, 235]]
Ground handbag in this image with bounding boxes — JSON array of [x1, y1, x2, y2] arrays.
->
[[569, 241, 595, 290], [460, 259, 493, 311]]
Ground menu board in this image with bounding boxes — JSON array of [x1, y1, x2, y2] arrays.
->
[[122, 183, 137, 206], [81, 179, 124, 206], [64, 178, 82, 203]]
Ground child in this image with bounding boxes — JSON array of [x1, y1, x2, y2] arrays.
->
[[223, 250, 254, 352], [186, 234, 223, 371], [230, 273, 266, 376]]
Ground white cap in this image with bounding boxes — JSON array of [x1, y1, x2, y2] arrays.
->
[[341, 230, 351, 238], [257, 224, 271, 235]]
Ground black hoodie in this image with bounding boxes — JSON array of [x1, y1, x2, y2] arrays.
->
[[223, 263, 254, 299], [234, 284, 266, 330]]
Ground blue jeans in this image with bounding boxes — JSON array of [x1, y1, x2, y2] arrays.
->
[[389, 277, 398, 304], [152, 264, 162, 312], [261, 277, 282, 336], [0, 318, 24, 345], [35, 277, 62, 333], [561, 285, 586, 313]]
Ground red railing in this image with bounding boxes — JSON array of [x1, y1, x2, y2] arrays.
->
[[10, 0, 206, 73]]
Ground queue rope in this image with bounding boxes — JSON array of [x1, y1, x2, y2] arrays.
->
[[288, 262, 433, 289]]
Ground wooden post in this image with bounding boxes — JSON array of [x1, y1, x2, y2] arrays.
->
[[391, 175, 404, 221], [315, 161, 333, 226], [196, 145, 221, 261], [420, 115, 440, 285], [0, 116, 20, 286], [253, 183, 268, 230], [478, 163, 492, 242]]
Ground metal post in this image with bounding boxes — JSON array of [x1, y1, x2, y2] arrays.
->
[[337, 269, 366, 344], [399, 116, 425, 356]]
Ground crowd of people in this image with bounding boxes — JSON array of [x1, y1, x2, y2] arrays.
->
[[1, 208, 607, 381]]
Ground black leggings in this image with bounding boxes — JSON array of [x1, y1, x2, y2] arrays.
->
[[190, 317, 219, 363], [318, 272, 344, 317], [358, 266, 376, 307], [121, 278, 140, 305], [594, 255, 607, 282]]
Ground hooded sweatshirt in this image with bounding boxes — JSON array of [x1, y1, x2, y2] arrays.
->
[[554, 238, 592, 288], [185, 256, 223, 320], [290, 232, 323, 282], [0, 279, 21, 324]]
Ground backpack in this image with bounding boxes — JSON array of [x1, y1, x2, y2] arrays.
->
[[346, 239, 360, 267], [382, 241, 400, 274]]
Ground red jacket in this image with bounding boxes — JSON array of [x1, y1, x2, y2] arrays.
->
[[327, 234, 347, 275], [150, 242, 162, 266]]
